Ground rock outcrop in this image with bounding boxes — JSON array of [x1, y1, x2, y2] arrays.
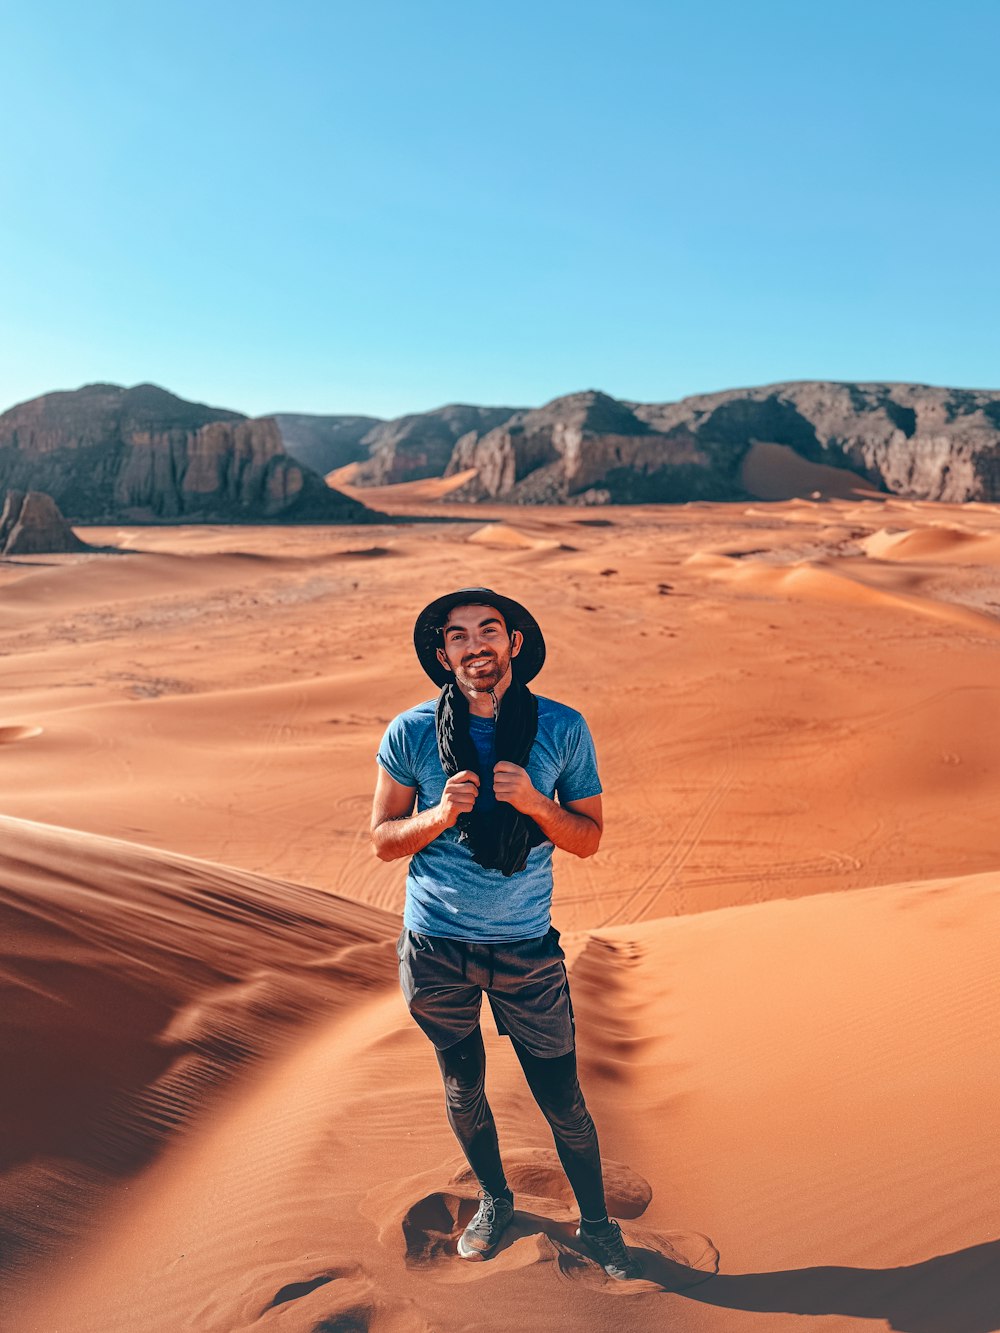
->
[[631, 381, 1000, 504], [350, 404, 523, 486], [445, 390, 731, 503], [438, 381, 1000, 504], [0, 383, 379, 523], [7, 379, 1000, 512], [0, 490, 91, 555]]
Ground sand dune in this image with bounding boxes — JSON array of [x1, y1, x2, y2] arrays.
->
[[686, 547, 1000, 634], [0, 815, 396, 1276], [4, 815, 998, 1331], [5, 506, 1000, 914], [3, 499, 1000, 1330], [466, 522, 567, 552], [329, 467, 480, 504], [862, 524, 1000, 564], [739, 441, 883, 501]]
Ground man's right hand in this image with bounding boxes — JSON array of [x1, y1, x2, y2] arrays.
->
[[438, 770, 480, 827]]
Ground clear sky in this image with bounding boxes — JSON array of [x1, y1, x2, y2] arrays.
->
[[2, 1, 998, 421]]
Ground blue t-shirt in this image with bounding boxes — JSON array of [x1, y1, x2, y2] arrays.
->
[[376, 695, 602, 942]]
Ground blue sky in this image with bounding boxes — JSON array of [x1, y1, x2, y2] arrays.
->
[[2, 1, 998, 420]]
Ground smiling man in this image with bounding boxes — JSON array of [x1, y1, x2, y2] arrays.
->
[[370, 587, 641, 1280]]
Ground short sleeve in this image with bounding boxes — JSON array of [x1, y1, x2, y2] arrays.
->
[[376, 714, 416, 787], [555, 714, 602, 803]]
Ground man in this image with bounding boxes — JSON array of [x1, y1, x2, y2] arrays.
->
[[370, 587, 641, 1280]]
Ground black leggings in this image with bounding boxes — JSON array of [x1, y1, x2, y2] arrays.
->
[[434, 1026, 607, 1219]]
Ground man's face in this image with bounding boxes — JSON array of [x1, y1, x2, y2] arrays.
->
[[435, 603, 523, 692]]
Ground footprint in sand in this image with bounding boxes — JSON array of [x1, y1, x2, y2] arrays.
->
[[387, 1148, 718, 1294], [262, 1270, 345, 1312], [310, 1317, 371, 1333], [254, 1261, 392, 1330], [0, 725, 43, 744]]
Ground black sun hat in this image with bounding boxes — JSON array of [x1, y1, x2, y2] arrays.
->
[[413, 587, 546, 687]]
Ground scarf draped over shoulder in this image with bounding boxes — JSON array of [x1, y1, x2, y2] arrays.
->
[[435, 679, 545, 876]]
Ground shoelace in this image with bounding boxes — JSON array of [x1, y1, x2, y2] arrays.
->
[[588, 1220, 629, 1260], [472, 1192, 498, 1230]]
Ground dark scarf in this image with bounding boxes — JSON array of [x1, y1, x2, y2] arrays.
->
[[435, 676, 546, 876]]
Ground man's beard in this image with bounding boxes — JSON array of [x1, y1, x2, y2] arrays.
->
[[455, 649, 511, 693]]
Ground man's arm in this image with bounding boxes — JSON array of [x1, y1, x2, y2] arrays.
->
[[492, 762, 602, 859], [370, 765, 481, 862]]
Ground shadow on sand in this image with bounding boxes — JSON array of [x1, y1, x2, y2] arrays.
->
[[505, 1218, 1000, 1331], [679, 1237, 1000, 1333]]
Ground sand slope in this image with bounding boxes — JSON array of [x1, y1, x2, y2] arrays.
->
[[3, 814, 998, 1331], [0, 816, 397, 1279]]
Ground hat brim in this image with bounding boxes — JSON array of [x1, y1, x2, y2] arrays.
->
[[413, 587, 546, 687]]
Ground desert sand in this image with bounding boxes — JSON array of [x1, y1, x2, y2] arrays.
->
[[2, 480, 1000, 1331]]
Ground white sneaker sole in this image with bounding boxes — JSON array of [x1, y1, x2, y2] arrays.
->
[[456, 1234, 492, 1261], [456, 1207, 514, 1260]]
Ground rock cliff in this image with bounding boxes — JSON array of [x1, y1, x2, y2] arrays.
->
[[445, 390, 730, 503], [7, 379, 1000, 511], [0, 383, 378, 523], [631, 381, 1000, 503], [439, 382, 1000, 504]]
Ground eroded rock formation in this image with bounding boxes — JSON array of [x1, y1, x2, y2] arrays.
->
[[439, 382, 1000, 504], [6, 379, 1000, 511], [0, 383, 378, 523], [0, 490, 91, 555], [445, 390, 731, 503]]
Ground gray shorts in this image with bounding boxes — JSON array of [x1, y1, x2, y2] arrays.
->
[[396, 925, 576, 1058]]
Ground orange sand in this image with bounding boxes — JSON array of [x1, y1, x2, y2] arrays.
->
[[2, 489, 1000, 1331]]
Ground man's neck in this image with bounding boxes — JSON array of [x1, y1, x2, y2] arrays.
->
[[459, 665, 514, 717]]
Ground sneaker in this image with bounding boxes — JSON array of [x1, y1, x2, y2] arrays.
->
[[576, 1217, 643, 1280], [457, 1190, 515, 1260]]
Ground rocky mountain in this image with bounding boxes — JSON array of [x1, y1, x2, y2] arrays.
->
[[7, 379, 1000, 513], [349, 404, 523, 486], [445, 390, 721, 503], [629, 381, 1000, 503], [0, 383, 378, 523], [436, 381, 1000, 504], [271, 413, 382, 476]]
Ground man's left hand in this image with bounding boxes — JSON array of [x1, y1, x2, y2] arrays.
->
[[493, 761, 542, 815]]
